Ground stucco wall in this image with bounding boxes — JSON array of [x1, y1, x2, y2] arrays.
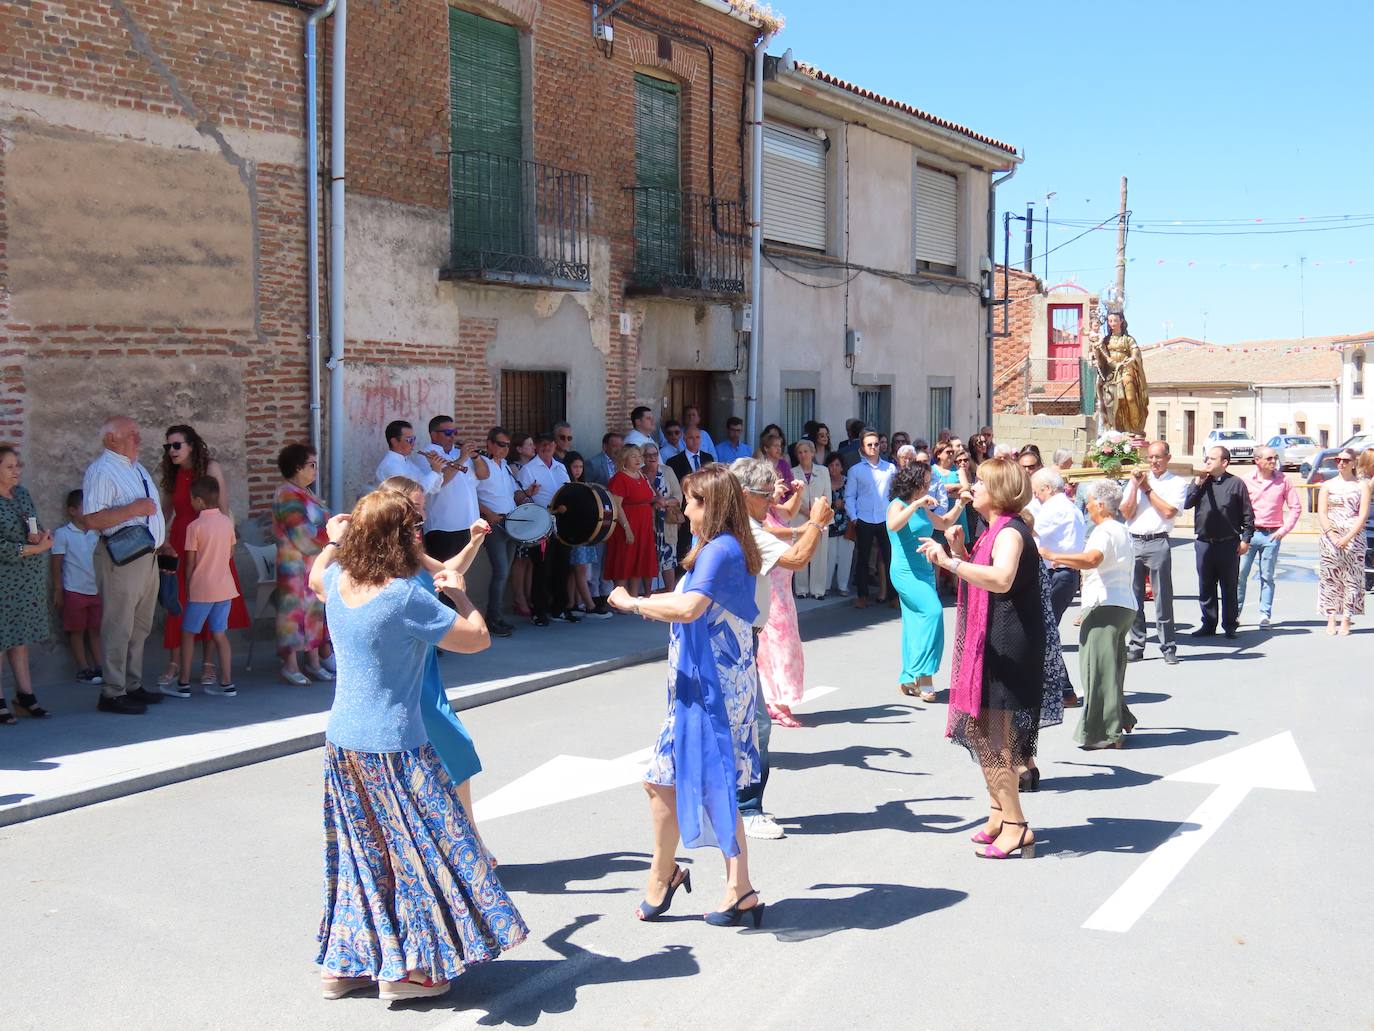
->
[[1256, 387, 1339, 446]]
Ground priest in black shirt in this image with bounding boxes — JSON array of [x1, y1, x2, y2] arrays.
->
[[1184, 446, 1255, 638]]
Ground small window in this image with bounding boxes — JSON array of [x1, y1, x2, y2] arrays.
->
[[1355, 351, 1366, 398], [1319, 429, 1329, 447], [929, 386, 953, 444], [1354, 421, 1364, 434], [500, 370, 567, 443], [858, 386, 891, 437], [1157, 411, 1168, 442], [1279, 425, 1288, 435], [782, 387, 816, 446], [914, 164, 958, 276], [1239, 416, 1247, 430], [1296, 420, 1307, 435], [1213, 411, 1225, 430]]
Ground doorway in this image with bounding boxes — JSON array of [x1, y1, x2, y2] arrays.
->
[[664, 371, 711, 431], [1184, 410, 1196, 456]]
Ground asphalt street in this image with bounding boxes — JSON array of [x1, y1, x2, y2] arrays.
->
[[3, 540, 1368, 1031]]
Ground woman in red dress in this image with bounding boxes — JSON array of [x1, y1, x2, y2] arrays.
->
[[157, 425, 252, 690], [604, 444, 659, 597]]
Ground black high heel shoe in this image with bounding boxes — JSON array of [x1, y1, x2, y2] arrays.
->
[[636, 866, 691, 921], [13, 692, 49, 719], [704, 889, 765, 928]]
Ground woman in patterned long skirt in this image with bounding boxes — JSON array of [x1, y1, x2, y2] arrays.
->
[[0, 445, 54, 722], [757, 480, 807, 727], [1317, 448, 1372, 636], [308, 489, 525, 1002], [608, 464, 766, 928]]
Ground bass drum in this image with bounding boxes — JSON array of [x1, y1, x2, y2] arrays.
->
[[552, 482, 616, 547], [503, 503, 555, 545]]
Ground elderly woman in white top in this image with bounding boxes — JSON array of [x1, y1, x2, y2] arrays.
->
[[1037, 478, 1137, 749], [789, 439, 830, 598]]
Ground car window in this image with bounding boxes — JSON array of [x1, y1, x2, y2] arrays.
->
[[1289, 436, 1315, 445], [1215, 431, 1248, 441], [1265, 437, 1280, 446]]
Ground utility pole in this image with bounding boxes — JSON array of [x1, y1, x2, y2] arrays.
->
[[1023, 202, 1034, 272], [1299, 256, 1307, 338], [1114, 176, 1128, 307]]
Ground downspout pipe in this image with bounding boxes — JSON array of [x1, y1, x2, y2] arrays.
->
[[745, 32, 772, 446], [326, 0, 347, 512], [987, 163, 1017, 427], [304, 0, 337, 478]]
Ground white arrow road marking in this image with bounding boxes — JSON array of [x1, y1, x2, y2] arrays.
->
[[797, 684, 839, 706], [473, 748, 652, 822], [1083, 731, 1314, 933]]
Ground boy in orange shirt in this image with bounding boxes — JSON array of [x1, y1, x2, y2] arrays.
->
[[167, 477, 240, 698]]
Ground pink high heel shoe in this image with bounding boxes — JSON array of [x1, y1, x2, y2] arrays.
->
[[976, 820, 1036, 859], [971, 804, 1001, 845]]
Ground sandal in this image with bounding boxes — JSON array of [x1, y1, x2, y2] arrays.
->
[[899, 683, 919, 697], [200, 662, 217, 686], [971, 803, 1002, 844], [13, 692, 50, 719], [0, 701, 16, 726]]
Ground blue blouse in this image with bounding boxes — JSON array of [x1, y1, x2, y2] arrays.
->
[[323, 564, 456, 752]]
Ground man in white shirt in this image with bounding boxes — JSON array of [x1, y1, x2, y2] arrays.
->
[[731, 457, 832, 840], [659, 420, 684, 462], [1120, 440, 1189, 665], [375, 419, 451, 495], [624, 405, 657, 448], [474, 425, 530, 636], [418, 413, 483, 566], [681, 404, 716, 456], [843, 430, 895, 608], [517, 432, 576, 627], [82, 416, 168, 714], [714, 416, 752, 464], [1030, 467, 1086, 625]]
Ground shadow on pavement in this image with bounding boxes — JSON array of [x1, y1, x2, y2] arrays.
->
[[781, 797, 972, 837], [419, 914, 697, 1027], [1122, 691, 1172, 705], [1038, 817, 1200, 857], [496, 851, 649, 896], [771, 744, 917, 775], [1122, 726, 1237, 749], [800, 703, 918, 727], [743, 882, 967, 943], [1042, 761, 1161, 793]]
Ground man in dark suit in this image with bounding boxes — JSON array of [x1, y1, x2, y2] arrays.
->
[[667, 426, 716, 563]]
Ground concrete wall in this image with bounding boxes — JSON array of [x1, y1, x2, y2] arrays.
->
[[1340, 342, 1373, 439], [993, 413, 1093, 461], [1256, 386, 1340, 448]]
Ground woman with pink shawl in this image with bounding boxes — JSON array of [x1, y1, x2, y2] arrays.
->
[[919, 458, 1045, 860]]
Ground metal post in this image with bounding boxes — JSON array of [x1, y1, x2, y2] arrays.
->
[[1024, 201, 1034, 272], [745, 32, 771, 445]]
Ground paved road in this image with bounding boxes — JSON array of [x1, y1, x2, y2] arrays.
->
[[3, 541, 1367, 1030]]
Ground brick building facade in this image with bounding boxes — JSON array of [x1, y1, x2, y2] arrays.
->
[[991, 265, 1098, 418], [2, 0, 769, 525]]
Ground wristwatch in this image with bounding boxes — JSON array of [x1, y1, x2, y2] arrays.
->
[[950, 558, 962, 576]]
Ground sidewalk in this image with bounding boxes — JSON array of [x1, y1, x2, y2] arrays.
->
[[0, 594, 853, 827]]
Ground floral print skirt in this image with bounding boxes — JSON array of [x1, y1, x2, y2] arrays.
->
[[317, 743, 527, 982]]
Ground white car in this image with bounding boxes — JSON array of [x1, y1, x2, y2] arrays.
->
[[1265, 434, 1320, 471], [1204, 428, 1259, 463]]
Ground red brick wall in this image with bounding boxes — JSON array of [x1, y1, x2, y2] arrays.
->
[[992, 266, 1042, 413]]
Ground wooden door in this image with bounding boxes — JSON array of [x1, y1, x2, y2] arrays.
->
[[664, 371, 711, 431], [1047, 304, 1082, 381], [1185, 410, 1196, 456]]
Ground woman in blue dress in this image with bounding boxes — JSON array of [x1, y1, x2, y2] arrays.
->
[[607, 463, 766, 928], [309, 489, 525, 1003], [887, 463, 966, 703]]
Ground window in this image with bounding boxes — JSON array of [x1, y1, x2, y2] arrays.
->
[[1354, 421, 1364, 434], [1278, 425, 1288, 435], [782, 388, 816, 445], [1212, 410, 1225, 430], [633, 73, 682, 282], [763, 123, 827, 251], [1319, 428, 1329, 447], [1356, 351, 1366, 398], [858, 386, 891, 437], [1296, 419, 1307, 435], [929, 386, 953, 445], [1157, 410, 1168, 442], [500, 370, 566, 443], [913, 164, 958, 276], [1239, 416, 1247, 430]]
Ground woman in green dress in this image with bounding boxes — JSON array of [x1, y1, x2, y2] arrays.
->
[[0, 445, 54, 722]]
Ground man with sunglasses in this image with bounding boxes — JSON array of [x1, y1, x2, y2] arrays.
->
[[1237, 446, 1301, 629], [375, 419, 452, 495], [552, 422, 576, 471], [473, 426, 526, 636], [418, 415, 484, 593], [845, 429, 896, 608]]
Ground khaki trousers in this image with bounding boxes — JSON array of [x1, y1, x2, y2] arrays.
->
[[94, 545, 158, 699]]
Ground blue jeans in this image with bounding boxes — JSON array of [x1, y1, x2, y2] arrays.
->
[[484, 522, 516, 622], [1237, 528, 1282, 618], [737, 633, 771, 817]]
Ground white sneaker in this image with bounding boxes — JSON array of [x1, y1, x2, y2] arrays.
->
[[1259, 616, 1272, 629], [743, 813, 785, 840], [204, 681, 237, 697], [304, 665, 335, 682], [281, 668, 311, 687], [320, 655, 337, 674], [160, 681, 191, 699]]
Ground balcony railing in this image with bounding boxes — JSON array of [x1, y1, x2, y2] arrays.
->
[[442, 151, 590, 290], [624, 186, 747, 298]]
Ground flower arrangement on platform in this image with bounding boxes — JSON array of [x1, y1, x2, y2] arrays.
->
[[1087, 430, 1141, 477]]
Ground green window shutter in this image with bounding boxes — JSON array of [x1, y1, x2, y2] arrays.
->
[[449, 9, 523, 259], [633, 74, 682, 282]]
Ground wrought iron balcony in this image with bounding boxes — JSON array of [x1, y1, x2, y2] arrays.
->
[[624, 187, 747, 298], [442, 151, 590, 290]]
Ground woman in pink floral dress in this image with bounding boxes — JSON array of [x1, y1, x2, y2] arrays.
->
[[272, 444, 333, 685], [756, 489, 806, 727]]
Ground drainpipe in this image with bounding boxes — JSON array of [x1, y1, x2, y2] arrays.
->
[[326, 0, 348, 512], [745, 32, 772, 446], [304, 0, 337, 475], [987, 163, 1017, 426]]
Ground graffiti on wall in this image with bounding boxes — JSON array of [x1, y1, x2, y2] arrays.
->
[[342, 364, 455, 507]]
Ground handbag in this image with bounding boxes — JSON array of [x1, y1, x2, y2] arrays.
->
[[105, 472, 156, 566], [157, 554, 182, 616]]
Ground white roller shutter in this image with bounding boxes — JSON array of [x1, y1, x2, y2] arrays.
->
[[914, 164, 958, 271], [763, 123, 827, 251]]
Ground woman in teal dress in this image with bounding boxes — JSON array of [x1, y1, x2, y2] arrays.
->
[[887, 463, 966, 703]]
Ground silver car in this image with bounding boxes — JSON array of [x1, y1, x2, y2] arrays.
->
[[1265, 434, 1320, 471]]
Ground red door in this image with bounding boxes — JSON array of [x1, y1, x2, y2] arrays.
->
[[1047, 304, 1083, 381]]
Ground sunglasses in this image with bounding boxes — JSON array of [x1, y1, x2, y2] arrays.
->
[[491, 440, 511, 448], [1337, 456, 1355, 463], [438, 428, 456, 436], [402, 436, 417, 445], [163, 442, 186, 452]]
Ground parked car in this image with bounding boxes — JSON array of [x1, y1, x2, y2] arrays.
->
[[1204, 428, 1259, 463], [1340, 431, 1373, 451], [1265, 434, 1321, 471]]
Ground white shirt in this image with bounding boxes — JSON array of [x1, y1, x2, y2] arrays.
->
[[517, 456, 570, 507], [375, 449, 442, 495], [625, 429, 654, 447], [82, 449, 167, 547], [843, 457, 895, 524], [476, 456, 520, 516], [749, 517, 789, 629], [417, 443, 478, 532], [1081, 519, 1136, 612], [52, 522, 100, 594], [679, 449, 710, 472], [1034, 492, 1086, 560], [1124, 470, 1189, 536]]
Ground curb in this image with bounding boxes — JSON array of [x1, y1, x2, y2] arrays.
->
[[1, 595, 854, 828]]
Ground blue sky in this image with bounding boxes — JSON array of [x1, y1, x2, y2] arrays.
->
[[767, 0, 1374, 345]]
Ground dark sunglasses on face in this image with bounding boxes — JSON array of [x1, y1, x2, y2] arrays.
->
[[439, 428, 456, 436], [163, 442, 185, 452], [402, 436, 417, 445], [491, 440, 511, 448]]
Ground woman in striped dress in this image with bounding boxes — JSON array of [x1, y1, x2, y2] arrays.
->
[[1316, 448, 1372, 636]]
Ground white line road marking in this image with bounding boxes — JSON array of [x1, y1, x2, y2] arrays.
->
[[797, 685, 839, 706], [1083, 731, 1314, 933], [473, 748, 652, 822]]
